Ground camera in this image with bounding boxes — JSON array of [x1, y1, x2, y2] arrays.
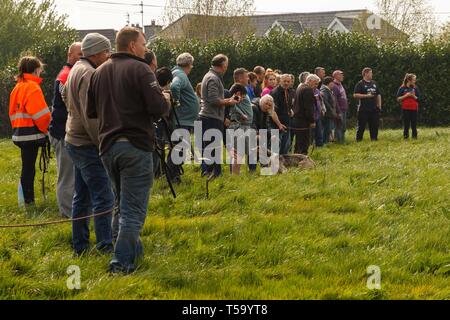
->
[[234, 95, 240, 101]]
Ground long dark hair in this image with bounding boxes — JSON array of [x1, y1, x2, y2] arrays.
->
[[17, 56, 43, 80], [403, 73, 416, 87], [17, 56, 44, 80]]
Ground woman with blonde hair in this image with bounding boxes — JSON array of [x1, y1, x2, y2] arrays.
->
[[265, 68, 274, 75], [397, 73, 421, 139], [261, 72, 277, 97]]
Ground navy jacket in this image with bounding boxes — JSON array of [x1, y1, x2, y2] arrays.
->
[[49, 63, 72, 140]]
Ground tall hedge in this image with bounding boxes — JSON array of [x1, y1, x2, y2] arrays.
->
[[0, 0, 76, 137], [151, 30, 450, 127]]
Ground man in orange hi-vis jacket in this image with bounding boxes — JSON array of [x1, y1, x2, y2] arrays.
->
[[9, 56, 51, 205]]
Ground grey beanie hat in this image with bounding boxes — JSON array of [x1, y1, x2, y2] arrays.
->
[[81, 33, 111, 57]]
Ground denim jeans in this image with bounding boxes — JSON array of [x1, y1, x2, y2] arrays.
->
[[65, 142, 114, 255], [314, 118, 324, 147], [323, 117, 333, 144], [226, 124, 257, 172], [100, 141, 154, 273], [279, 129, 291, 155], [335, 111, 347, 143]]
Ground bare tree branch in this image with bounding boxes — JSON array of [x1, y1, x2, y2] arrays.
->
[[374, 0, 437, 41], [162, 0, 255, 40]]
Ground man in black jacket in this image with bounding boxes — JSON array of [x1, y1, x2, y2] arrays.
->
[[353, 67, 382, 141], [87, 27, 169, 274], [48, 42, 82, 218], [270, 74, 295, 154], [292, 74, 320, 155], [320, 76, 338, 144]]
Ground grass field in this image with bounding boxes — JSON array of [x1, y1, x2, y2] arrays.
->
[[0, 128, 449, 300]]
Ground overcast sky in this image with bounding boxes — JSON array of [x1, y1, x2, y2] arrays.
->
[[44, 0, 450, 30]]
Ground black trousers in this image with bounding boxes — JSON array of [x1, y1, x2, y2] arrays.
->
[[292, 119, 311, 155], [356, 110, 379, 141], [199, 116, 224, 176], [18, 143, 40, 204], [403, 109, 418, 139]]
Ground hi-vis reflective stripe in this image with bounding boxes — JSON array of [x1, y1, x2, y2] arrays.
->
[[9, 113, 31, 121], [9, 109, 49, 122], [12, 133, 46, 142], [31, 108, 50, 120]]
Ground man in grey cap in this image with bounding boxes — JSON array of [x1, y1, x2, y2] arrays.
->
[[62, 33, 114, 256]]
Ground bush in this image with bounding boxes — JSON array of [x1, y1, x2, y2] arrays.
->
[[0, 0, 76, 137], [151, 30, 450, 126]]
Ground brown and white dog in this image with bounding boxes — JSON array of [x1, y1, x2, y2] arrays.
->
[[260, 152, 315, 175]]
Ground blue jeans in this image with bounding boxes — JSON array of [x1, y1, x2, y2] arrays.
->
[[226, 124, 257, 172], [323, 117, 333, 144], [100, 141, 154, 273], [65, 142, 114, 254], [314, 118, 324, 147], [279, 129, 291, 155], [335, 112, 347, 143]]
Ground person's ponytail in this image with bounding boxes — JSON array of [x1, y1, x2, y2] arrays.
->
[[17, 56, 43, 80], [403, 73, 416, 87]]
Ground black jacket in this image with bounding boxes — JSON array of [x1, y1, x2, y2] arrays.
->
[[293, 84, 315, 127], [270, 86, 295, 126], [320, 85, 337, 119], [49, 63, 72, 140], [251, 98, 273, 131], [87, 53, 168, 155]]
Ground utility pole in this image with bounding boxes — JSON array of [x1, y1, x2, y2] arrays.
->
[[126, 12, 130, 26], [140, 1, 145, 34]]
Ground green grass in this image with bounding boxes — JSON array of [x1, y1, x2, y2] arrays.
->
[[0, 128, 449, 300]]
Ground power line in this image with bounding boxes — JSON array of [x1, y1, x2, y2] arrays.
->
[[73, 0, 450, 15], [74, 0, 181, 9], [75, 0, 139, 6]]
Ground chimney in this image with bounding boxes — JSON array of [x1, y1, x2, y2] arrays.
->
[[151, 20, 156, 26]]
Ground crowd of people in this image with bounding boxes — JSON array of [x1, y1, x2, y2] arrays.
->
[[7, 26, 421, 274]]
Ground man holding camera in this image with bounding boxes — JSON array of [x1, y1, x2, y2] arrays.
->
[[198, 54, 240, 178], [87, 27, 169, 274]]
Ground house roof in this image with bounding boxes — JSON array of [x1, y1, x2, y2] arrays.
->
[[77, 29, 117, 43], [145, 25, 163, 40], [249, 9, 369, 36], [157, 9, 406, 40], [276, 20, 304, 34], [335, 17, 357, 31]]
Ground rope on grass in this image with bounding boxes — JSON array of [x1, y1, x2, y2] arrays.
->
[[0, 209, 113, 229]]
